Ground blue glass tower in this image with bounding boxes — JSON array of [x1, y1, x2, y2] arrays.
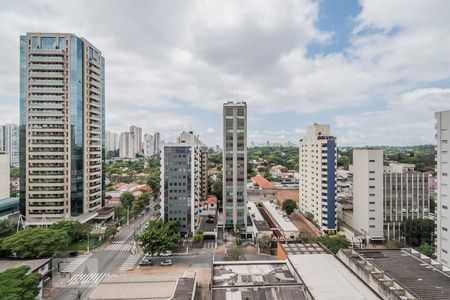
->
[[19, 33, 105, 225]]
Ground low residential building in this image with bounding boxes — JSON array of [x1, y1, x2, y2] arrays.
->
[[261, 201, 298, 240], [247, 201, 272, 242]]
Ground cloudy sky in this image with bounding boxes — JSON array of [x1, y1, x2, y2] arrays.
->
[[1, 0, 450, 146]]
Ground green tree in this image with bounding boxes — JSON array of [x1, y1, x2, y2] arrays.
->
[[319, 234, 349, 254], [0, 220, 16, 238], [192, 230, 204, 243], [50, 221, 91, 243], [282, 199, 297, 215], [139, 220, 180, 255], [104, 226, 118, 239], [233, 224, 244, 245], [120, 191, 135, 208], [417, 242, 434, 258], [297, 230, 316, 243], [0, 266, 41, 300], [401, 218, 435, 246], [258, 234, 272, 253], [2, 228, 70, 258]]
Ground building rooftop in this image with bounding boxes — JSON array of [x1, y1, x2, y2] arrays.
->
[[355, 249, 450, 300], [283, 243, 326, 255], [0, 258, 52, 273], [251, 176, 276, 189], [262, 201, 298, 233], [288, 254, 380, 300], [248, 202, 272, 232], [88, 273, 196, 300], [212, 261, 306, 300]]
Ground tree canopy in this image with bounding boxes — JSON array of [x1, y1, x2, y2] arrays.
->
[[1, 227, 70, 258], [318, 234, 349, 254], [50, 221, 91, 243], [401, 218, 435, 246], [139, 220, 180, 255], [120, 191, 135, 208], [0, 266, 41, 300], [281, 199, 297, 215], [0, 220, 16, 239]]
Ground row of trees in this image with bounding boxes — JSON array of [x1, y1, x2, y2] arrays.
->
[[116, 191, 151, 225], [0, 220, 116, 258]]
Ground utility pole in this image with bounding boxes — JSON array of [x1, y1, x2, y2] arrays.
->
[[127, 205, 130, 226]]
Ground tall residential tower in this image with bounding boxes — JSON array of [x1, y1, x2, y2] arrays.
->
[[299, 124, 336, 233], [436, 110, 450, 267], [19, 33, 105, 225], [223, 101, 247, 228], [0, 124, 19, 166]]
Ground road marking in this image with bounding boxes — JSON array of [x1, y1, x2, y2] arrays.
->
[[61, 254, 92, 273], [104, 243, 134, 251], [119, 254, 141, 271], [67, 273, 109, 286]]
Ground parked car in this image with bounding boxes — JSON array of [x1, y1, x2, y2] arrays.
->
[[207, 215, 215, 219], [160, 251, 173, 257], [69, 251, 79, 257], [160, 259, 173, 266], [139, 258, 153, 266], [206, 219, 214, 224]]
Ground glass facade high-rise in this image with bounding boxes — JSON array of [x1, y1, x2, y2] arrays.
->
[[19, 33, 105, 225], [223, 101, 247, 228]]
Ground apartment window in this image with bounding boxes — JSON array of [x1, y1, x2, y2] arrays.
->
[[369, 225, 375, 228], [369, 171, 375, 174], [369, 178, 375, 180], [443, 227, 448, 232], [369, 217, 375, 220], [369, 209, 375, 212], [443, 173, 448, 177], [369, 160, 375, 162], [369, 201, 375, 204], [369, 194, 375, 196], [443, 205, 448, 210], [369, 186, 375, 188]]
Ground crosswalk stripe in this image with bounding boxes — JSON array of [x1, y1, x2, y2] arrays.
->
[[67, 273, 109, 286], [104, 243, 134, 251], [119, 254, 141, 271], [61, 254, 92, 273]]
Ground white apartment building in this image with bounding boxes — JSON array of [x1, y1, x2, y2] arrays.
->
[[436, 110, 450, 267], [154, 132, 161, 154], [119, 131, 135, 159], [383, 162, 430, 240], [143, 133, 154, 157], [160, 131, 206, 235], [0, 124, 19, 166], [106, 131, 119, 153], [0, 152, 9, 199], [130, 125, 142, 155], [351, 149, 384, 241], [299, 124, 337, 233]]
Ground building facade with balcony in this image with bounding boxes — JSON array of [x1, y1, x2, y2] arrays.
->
[[222, 101, 247, 228], [160, 132, 206, 236], [299, 124, 337, 233], [19, 33, 105, 225], [383, 162, 430, 240], [436, 110, 450, 267]]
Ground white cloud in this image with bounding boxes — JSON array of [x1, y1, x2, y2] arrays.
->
[[0, 0, 449, 145]]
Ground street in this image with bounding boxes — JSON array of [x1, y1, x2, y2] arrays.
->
[[53, 208, 156, 300]]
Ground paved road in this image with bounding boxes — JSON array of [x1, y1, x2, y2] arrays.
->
[[54, 209, 156, 300]]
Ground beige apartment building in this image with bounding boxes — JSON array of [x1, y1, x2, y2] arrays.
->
[[223, 101, 247, 228], [19, 33, 105, 225]]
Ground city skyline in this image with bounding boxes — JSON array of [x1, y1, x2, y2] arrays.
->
[[1, 1, 450, 146]]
